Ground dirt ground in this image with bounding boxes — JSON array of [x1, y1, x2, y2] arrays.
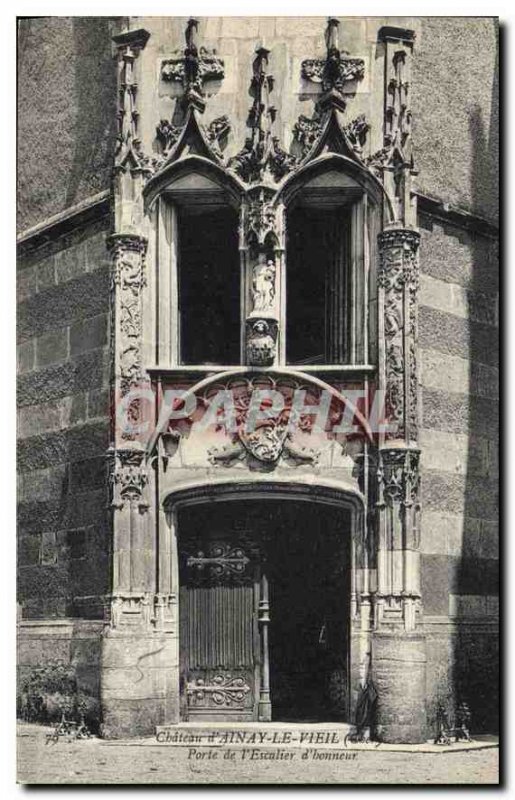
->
[[16, 723, 499, 785]]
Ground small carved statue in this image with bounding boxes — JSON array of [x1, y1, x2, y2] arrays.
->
[[251, 255, 276, 314]]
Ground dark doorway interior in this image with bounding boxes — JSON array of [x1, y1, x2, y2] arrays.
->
[[178, 499, 350, 722], [266, 502, 350, 721]]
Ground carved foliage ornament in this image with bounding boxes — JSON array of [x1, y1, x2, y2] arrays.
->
[[111, 449, 149, 509], [344, 115, 370, 157], [292, 114, 323, 160], [378, 229, 420, 439], [161, 49, 225, 86], [301, 56, 365, 92], [378, 448, 420, 509], [109, 235, 147, 397]]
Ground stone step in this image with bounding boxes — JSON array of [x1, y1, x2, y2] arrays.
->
[[155, 722, 355, 748]]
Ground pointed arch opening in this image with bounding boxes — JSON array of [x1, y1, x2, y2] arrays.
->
[[148, 158, 245, 367], [282, 158, 380, 366]]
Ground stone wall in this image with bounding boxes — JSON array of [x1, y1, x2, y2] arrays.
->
[[418, 212, 499, 734], [17, 213, 112, 619], [17, 619, 104, 728], [17, 17, 118, 233], [413, 17, 499, 223]]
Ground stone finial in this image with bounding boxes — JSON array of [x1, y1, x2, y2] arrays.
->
[[161, 17, 224, 114], [229, 46, 294, 184], [301, 17, 365, 114]]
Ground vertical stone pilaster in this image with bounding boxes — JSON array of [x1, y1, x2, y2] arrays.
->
[[112, 27, 151, 232], [371, 25, 426, 743], [377, 26, 417, 229], [376, 228, 421, 631], [378, 228, 420, 445], [107, 26, 153, 629], [375, 445, 421, 630], [373, 227, 425, 742], [101, 26, 179, 738]]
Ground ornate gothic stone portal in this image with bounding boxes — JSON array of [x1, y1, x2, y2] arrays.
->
[[100, 16, 428, 744]]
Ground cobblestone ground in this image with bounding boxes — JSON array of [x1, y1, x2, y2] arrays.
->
[[17, 724, 499, 785]]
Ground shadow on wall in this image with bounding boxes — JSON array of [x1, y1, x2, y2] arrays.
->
[[453, 21, 499, 734], [65, 17, 118, 208]]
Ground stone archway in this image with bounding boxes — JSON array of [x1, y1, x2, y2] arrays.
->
[[163, 479, 367, 725]]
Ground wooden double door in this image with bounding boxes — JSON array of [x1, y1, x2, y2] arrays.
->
[[178, 500, 350, 722]]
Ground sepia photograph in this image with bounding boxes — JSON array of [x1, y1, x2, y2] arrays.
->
[[15, 10, 499, 785]]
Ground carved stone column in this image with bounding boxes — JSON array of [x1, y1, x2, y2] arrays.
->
[[372, 225, 425, 744], [107, 232, 153, 628], [101, 26, 178, 738], [378, 228, 420, 447], [375, 227, 421, 629], [367, 25, 427, 745]]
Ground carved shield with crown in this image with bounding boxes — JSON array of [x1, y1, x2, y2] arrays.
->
[[238, 420, 289, 463]]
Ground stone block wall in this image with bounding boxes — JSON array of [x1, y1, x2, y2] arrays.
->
[[17, 214, 113, 620], [17, 17, 117, 233], [17, 619, 104, 728], [418, 212, 499, 734], [413, 17, 498, 223]]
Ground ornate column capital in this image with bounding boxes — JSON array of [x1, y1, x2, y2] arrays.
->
[[112, 27, 150, 52], [378, 227, 420, 259], [110, 447, 149, 511], [377, 446, 420, 512]]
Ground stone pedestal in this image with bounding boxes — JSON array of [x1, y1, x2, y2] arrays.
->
[[372, 631, 427, 743], [101, 620, 179, 738]]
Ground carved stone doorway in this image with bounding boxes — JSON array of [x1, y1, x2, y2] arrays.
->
[[177, 498, 351, 723]]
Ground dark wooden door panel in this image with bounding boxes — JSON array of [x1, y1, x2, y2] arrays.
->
[[179, 536, 260, 721]]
